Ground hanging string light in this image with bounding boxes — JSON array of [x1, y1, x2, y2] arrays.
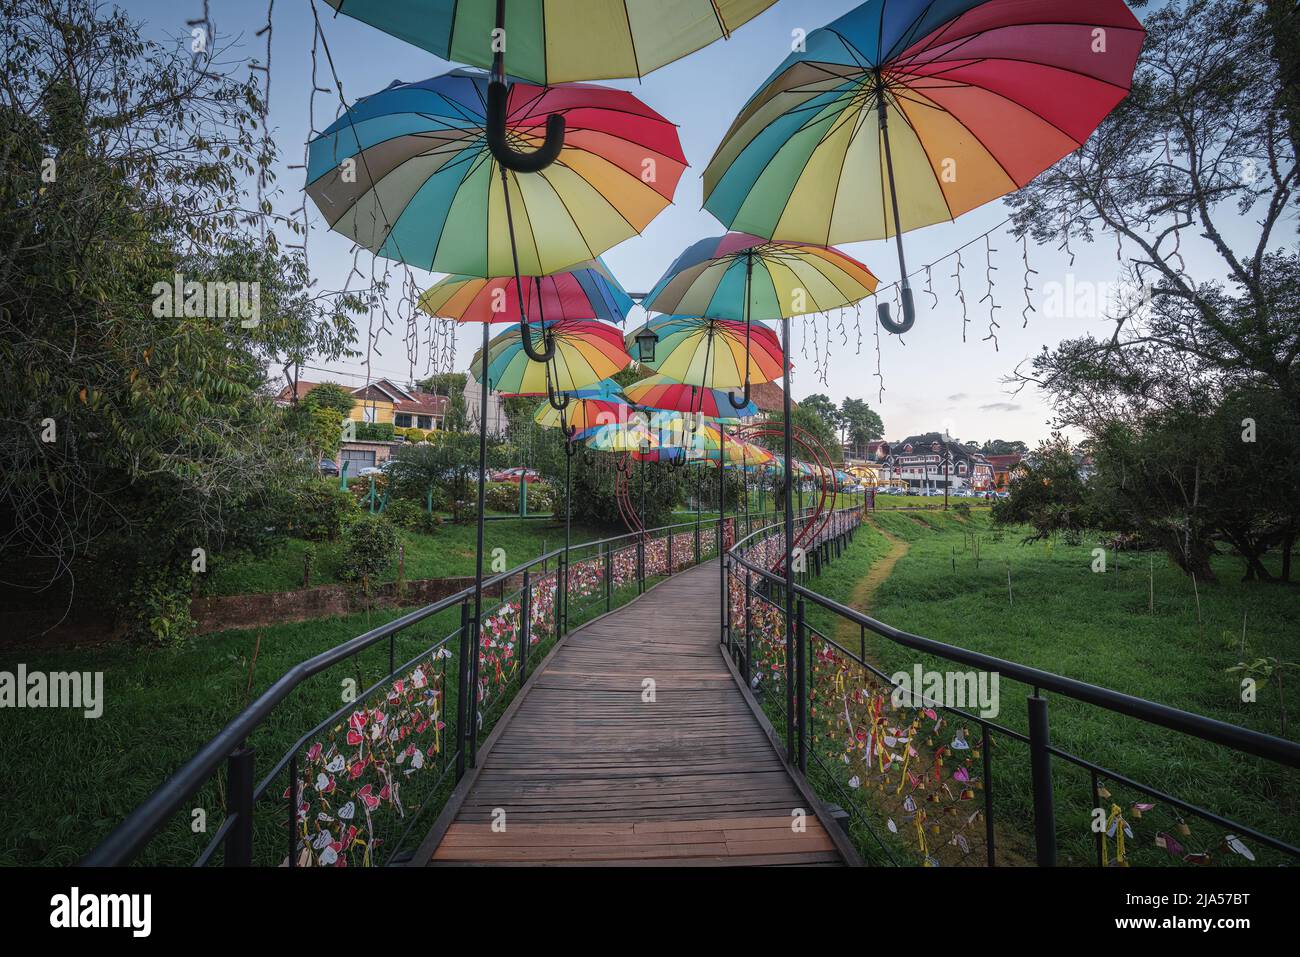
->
[[980, 234, 1001, 351]]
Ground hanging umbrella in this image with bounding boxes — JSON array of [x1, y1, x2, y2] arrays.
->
[[534, 398, 629, 435], [418, 258, 635, 326], [306, 70, 684, 278], [642, 233, 879, 322], [584, 421, 660, 453], [504, 377, 628, 401], [472, 320, 631, 399], [320, 0, 778, 85], [624, 373, 758, 420], [703, 0, 1144, 332], [639, 233, 877, 408], [625, 316, 785, 391]]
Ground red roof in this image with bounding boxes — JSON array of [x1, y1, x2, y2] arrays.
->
[[985, 454, 1024, 470], [395, 393, 449, 416], [276, 379, 320, 402], [750, 380, 795, 414]]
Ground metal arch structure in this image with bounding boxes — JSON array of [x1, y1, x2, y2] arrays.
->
[[730, 421, 837, 576]]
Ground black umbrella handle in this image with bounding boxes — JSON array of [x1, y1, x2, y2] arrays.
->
[[488, 0, 565, 174], [487, 80, 565, 173], [727, 380, 751, 410]]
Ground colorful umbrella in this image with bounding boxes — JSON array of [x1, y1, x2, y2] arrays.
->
[[321, 0, 779, 85], [584, 420, 660, 453], [625, 316, 785, 390], [703, 0, 1143, 331], [623, 373, 758, 420], [305, 70, 685, 277], [534, 398, 629, 435], [471, 320, 630, 396], [642, 233, 879, 321], [418, 258, 635, 325]]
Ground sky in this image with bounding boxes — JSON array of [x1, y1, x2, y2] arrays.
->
[[116, 0, 1242, 448]]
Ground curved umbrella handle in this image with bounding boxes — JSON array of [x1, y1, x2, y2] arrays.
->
[[487, 79, 566, 174], [564, 433, 580, 458], [878, 284, 916, 335], [727, 379, 751, 410], [547, 380, 570, 412], [520, 319, 557, 363]]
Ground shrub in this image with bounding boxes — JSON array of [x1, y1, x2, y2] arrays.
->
[[484, 480, 556, 513], [120, 567, 195, 646], [340, 514, 397, 590], [382, 498, 425, 530], [355, 421, 395, 441], [290, 479, 358, 541]]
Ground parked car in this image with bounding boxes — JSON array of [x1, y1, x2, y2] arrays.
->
[[357, 466, 385, 477], [318, 459, 340, 477], [491, 467, 541, 483]]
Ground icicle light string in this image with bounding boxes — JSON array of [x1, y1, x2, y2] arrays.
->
[[980, 234, 1001, 351], [1021, 234, 1038, 329]]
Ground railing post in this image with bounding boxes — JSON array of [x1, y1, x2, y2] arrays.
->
[[743, 567, 753, 686], [796, 599, 807, 773], [554, 559, 565, 638], [695, 522, 701, 564], [519, 568, 530, 686], [468, 611, 482, 769], [667, 530, 674, 576], [224, 745, 254, 867], [605, 542, 612, 613], [1028, 692, 1057, 866], [637, 536, 644, 594], [455, 600, 470, 780]]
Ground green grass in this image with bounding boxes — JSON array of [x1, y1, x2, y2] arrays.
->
[[796, 513, 1300, 867], [0, 526, 716, 867], [208, 517, 608, 596]]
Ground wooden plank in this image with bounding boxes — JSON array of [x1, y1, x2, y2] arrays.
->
[[418, 561, 845, 866]]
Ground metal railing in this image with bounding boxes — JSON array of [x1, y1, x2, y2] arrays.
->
[[723, 518, 1300, 867], [83, 510, 786, 867]]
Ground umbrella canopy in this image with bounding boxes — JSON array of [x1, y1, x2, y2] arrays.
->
[[624, 373, 758, 420], [418, 258, 634, 325], [501, 377, 627, 401], [534, 398, 629, 433], [321, 0, 779, 85], [642, 233, 879, 321], [305, 70, 685, 276], [703, 0, 1145, 245], [625, 316, 786, 390], [584, 420, 660, 453], [471, 320, 630, 394]]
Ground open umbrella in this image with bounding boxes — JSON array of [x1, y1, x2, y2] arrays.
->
[[306, 71, 684, 278], [322, 0, 778, 84], [472, 320, 631, 399], [639, 234, 877, 406], [703, 0, 1144, 332], [418, 258, 635, 326], [625, 373, 759, 420], [624, 316, 785, 393]]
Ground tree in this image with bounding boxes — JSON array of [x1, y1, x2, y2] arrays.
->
[[0, 0, 368, 637], [981, 439, 1029, 456], [1007, 0, 1299, 422], [418, 372, 468, 431], [302, 382, 356, 417], [386, 432, 508, 522], [799, 393, 842, 443], [839, 398, 884, 459]]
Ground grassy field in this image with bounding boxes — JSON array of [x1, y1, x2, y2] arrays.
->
[[208, 517, 609, 596], [796, 511, 1300, 867], [0, 534, 697, 866]]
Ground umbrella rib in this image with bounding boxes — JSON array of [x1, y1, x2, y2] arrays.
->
[[892, 18, 1146, 73]]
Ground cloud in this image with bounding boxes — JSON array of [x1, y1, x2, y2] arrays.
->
[[946, 393, 968, 401], [979, 402, 1021, 413]]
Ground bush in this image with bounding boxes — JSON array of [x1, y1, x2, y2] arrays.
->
[[382, 497, 441, 533], [340, 514, 398, 589], [120, 567, 195, 646], [484, 480, 556, 513], [355, 421, 395, 441], [289, 479, 358, 541]]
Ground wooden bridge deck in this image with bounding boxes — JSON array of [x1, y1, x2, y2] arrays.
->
[[415, 561, 847, 866]]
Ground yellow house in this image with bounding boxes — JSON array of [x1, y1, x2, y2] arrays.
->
[[278, 378, 448, 431]]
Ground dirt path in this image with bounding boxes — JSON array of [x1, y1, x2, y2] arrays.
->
[[834, 518, 909, 646]]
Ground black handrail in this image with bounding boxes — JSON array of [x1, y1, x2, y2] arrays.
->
[[83, 512, 762, 867], [724, 510, 1300, 867]]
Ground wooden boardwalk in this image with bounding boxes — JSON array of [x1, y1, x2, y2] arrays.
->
[[415, 561, 848, 866]]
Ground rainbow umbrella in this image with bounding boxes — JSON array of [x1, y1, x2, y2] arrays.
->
[[305, 70, 685, 277], [534, 398, 629, 435], [624, 373, 758, 420], [703, 0, 1143, 332], [418, 258, 635, 326], [624, 316, 785, 391], [321, 0, 778, 85], [584, 420, 659, 453], [642, 233, 879, 322], [471, 320, 630, 397]]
